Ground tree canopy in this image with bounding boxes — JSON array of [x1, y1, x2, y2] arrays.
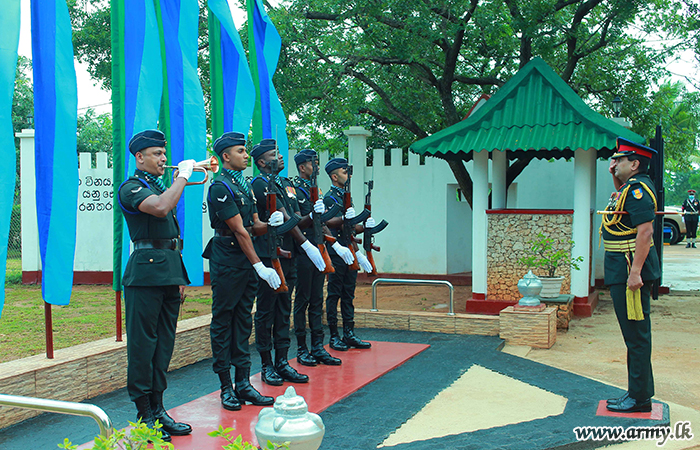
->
[[66, 0, 700, 204]]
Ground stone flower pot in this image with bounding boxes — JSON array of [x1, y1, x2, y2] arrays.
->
[[538, 276, 564, 298], [517, 270, 543, 306]]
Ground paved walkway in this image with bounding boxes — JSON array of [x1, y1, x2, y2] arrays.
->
[[0, 329, 680, 450]]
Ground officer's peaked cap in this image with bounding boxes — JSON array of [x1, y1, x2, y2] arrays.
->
[[129, 130, 166, 155], [611, 137, 657, 160]]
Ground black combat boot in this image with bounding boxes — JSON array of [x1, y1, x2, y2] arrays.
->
[[234, 366, 274, 406], [150, 391, 192, 435], [310, 334, 341, 365], [343, 322, 372, 349], [134, 395, 171, 442], [217, 370, 241, 411], [275, 348, 309, 383], [296, 341, 318, 367], [328, 324, 349, 351], [260, 350, 283, 386]]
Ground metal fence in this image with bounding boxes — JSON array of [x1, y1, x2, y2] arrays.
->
[[6, 189, 21, 285]]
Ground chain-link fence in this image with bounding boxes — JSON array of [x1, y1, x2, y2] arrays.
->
[[6, 190, 21, 285]]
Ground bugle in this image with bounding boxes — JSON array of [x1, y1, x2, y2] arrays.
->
[[165, 155, 220, 185]]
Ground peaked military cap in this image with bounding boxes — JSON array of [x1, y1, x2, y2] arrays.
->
[[294, 149, 317, 166], [611, 137, 657, 160], [689, 189, 697, 195], [251, 139, 277, 161], [213, 132, 246, 156], [325, 157, 348, 175], [129, 129, 166, 155]]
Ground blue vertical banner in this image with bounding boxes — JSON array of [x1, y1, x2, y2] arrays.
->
[[30, 0, 78, 305], [0, 0, 21, 317], [250, 0, 288, 175], [114, 0, 165, 286], [208, 0, 255, 134], [159, 0, 206, 285]]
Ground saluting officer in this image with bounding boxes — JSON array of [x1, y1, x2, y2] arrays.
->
[[118, 129, 195, 441], [601, 137, 660, 413], [323, 157, 375, 351], [202, 132, 282, 411], [250, 139, 327, 385], [682, 189, 699, 248], [291, 150, 354, 366]]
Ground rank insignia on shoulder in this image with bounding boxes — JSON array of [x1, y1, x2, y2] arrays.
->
[[217, 195, 228, 202], [131, 187, 143, 193], [632, 188, 643, 199]]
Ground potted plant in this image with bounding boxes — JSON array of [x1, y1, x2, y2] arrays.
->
[[518, 233, 584, 298]]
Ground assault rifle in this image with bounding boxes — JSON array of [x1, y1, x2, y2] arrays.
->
[[363, 180, 388, 276], [342, 165, 370, 270], [266, 152, 299, 293], [310, 159, 341, 274]]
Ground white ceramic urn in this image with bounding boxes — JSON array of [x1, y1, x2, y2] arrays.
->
[[255, 386, 325, 450]]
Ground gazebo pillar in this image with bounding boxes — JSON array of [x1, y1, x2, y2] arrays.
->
[[571, 148, 595, 302], [472, 150, 489, 298], [492, 149, 507, 209]]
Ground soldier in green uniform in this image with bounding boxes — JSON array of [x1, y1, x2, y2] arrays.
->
[[291, 150, 355, 366], [250, 139, 327, 385], [323, 158, 375, 351], [601, 137, 660, 413], [682, 189, 699, 248], [117, 129, 195, 440], [202, 132, 282, 411]]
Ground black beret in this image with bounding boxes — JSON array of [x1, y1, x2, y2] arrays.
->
[[294, 149, 317, 166], [325, 157, 348, 175], [251, 139, 277, 161], [213, 132, 246, 156], [129, 130, 166, 155]]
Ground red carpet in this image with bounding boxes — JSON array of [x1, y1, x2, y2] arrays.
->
[[595, 400, 664, 420], [80, 341, 429, 449]]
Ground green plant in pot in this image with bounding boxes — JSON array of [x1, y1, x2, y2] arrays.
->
[[518, 233, 584, 298]]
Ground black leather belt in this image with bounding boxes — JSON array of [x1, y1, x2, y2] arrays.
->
[[133, 238, 183, 251], [215, 228, 235, 237]]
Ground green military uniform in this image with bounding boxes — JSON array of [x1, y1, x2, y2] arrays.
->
[[203, 169, 258, 375], [118, 169, 189, 402], [251, 173, 300, 353], [323, 185, 357, 330], [601, 172, 660, 402]]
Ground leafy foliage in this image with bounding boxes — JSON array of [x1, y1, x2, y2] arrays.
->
[[519, 233, 584, 277], [208, 425, 290, 450], [58, 420, 174, 450]]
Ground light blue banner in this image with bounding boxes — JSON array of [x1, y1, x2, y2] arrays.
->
[[209, 0, 255, 133], [0, 0, 21, 317], [160, 0, 206, 285], [31, 0, 78, 305]]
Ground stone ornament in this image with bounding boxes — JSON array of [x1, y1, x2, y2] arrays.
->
[[255, 386, 325, 450]]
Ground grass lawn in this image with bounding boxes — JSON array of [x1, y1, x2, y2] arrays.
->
[[0, 284, 213, 364]]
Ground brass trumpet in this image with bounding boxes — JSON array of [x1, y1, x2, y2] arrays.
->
[[165, 155, 220, 185]]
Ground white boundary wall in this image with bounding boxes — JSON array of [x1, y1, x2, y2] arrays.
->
[[19, 128, 615, 279]]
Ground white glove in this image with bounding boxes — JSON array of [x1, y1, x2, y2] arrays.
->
[[309, 199, 325, 219], [356, 252, 373, 273], [301, 240, 326, 272], [344, 207, 356, 220], [253, 262, 281, 289], [332, 242, 355, 265], [176, 159, 196, 180], [365, 217, 376, 229], [268, 211, 284, 227]]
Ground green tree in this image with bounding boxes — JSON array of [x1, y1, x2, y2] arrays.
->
[[270, 0, 700, 206], [77, 108, 114, 159]]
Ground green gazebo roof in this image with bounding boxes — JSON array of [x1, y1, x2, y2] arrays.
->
[[410, 57, 645, 161]]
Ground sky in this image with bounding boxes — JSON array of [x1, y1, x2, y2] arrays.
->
[[16, 0, 698, 119]]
